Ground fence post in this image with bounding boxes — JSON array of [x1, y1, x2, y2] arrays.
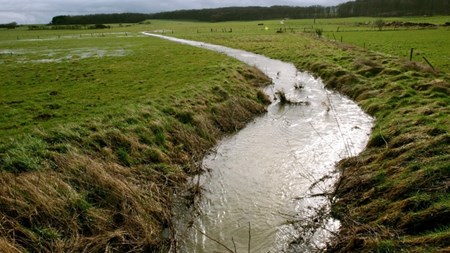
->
[[422, 56, 435, 71]]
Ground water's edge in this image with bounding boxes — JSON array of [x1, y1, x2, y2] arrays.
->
[[142, 32, 373, 252]]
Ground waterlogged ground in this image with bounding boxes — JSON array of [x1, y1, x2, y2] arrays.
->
[[145, 34, 373, 252], [0, 47, 129, 64], [0, 28, 273, 252], [0, 32, 258, 137], [1, 20, 446, 252], [0, 32, 143, 65]]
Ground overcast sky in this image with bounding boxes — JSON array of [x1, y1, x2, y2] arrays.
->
[[0, 0, 349, 24]]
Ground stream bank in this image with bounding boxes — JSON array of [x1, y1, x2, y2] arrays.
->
[[168, 30, 450, 252], [144, 33, 374, 252], [0, 34, 272, 252]]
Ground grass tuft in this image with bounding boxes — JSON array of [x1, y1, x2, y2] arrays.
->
[[1, 135, 48, 173]]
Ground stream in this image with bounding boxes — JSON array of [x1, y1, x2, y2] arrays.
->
[[143, 33, 373, 252]]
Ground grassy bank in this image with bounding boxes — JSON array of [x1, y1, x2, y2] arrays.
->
[[0, 29, 271, 251], [161, 18, 450, 252]]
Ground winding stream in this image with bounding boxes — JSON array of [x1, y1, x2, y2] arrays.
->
[[143, 33, 373, 252]]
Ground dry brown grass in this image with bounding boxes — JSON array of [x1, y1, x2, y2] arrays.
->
[[211, 98, 266, 132], [0, 153, 171, 252], [0, 63, 271, 252], [0, 237, 24, 253]]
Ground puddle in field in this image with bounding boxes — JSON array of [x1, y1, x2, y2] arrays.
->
[[0, 47, 129, 64], [146, 32, 373, 252], [13, 32, 134, 42]]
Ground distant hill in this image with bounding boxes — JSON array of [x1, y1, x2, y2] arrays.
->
[[50, 0, 450, 25]]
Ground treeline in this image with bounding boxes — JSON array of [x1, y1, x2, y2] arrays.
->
[[28, 24, 111, 30], [50, 0, 450, 25], [149, 6, 338, 22], [338, 0, 450, 17], [151, 0, 449, 21], [0, 22, 18, 29], [51, 13, 153, 25]]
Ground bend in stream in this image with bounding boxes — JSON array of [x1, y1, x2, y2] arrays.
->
[[143, 32, 373, 252]]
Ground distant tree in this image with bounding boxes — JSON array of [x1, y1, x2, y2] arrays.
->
[[51, 16, 69, 25], [374, 18, 385, 31], [50, 13, 152, 25], [0, 22, 18, 29]]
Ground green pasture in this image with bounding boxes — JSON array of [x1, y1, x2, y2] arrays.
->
[[0, 27, 255, 137], [0, 16, 448, 252], [143, 17, 450, 72], [4, 16, 448, 74], [0, 22, 270, 252], [322, 28, 450, 72]]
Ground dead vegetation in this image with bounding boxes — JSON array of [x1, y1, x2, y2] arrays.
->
[[0, 65, 271, 252], [275, 90, 310, 106]]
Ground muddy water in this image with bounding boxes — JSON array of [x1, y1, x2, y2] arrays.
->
[[143, 33, 373, 252]]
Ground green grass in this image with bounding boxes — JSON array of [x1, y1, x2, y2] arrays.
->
[[140, 17, 450, 73], [0, 26, 270, 251], [1, 16, 449, 252], [153, 17, 450, 252], [0, 31, 254, 136], [323, 29, 450, 72]]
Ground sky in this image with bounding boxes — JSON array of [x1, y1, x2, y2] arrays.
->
[[0, 0, 349, 24]]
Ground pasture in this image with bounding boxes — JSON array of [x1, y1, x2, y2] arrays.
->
[[146, 16, 450, 72], [0, 15, 449, 252], [0, 25, 269, 251]]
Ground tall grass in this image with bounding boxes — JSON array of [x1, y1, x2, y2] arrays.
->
[[2, 17, 448, 251], [164, 17, 450, 252], [0, 28, 271, 251]]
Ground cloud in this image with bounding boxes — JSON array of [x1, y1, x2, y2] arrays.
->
[[0, 0, 348, 24]]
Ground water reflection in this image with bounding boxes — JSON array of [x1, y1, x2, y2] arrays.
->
[[143, 33, 373, 252]]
